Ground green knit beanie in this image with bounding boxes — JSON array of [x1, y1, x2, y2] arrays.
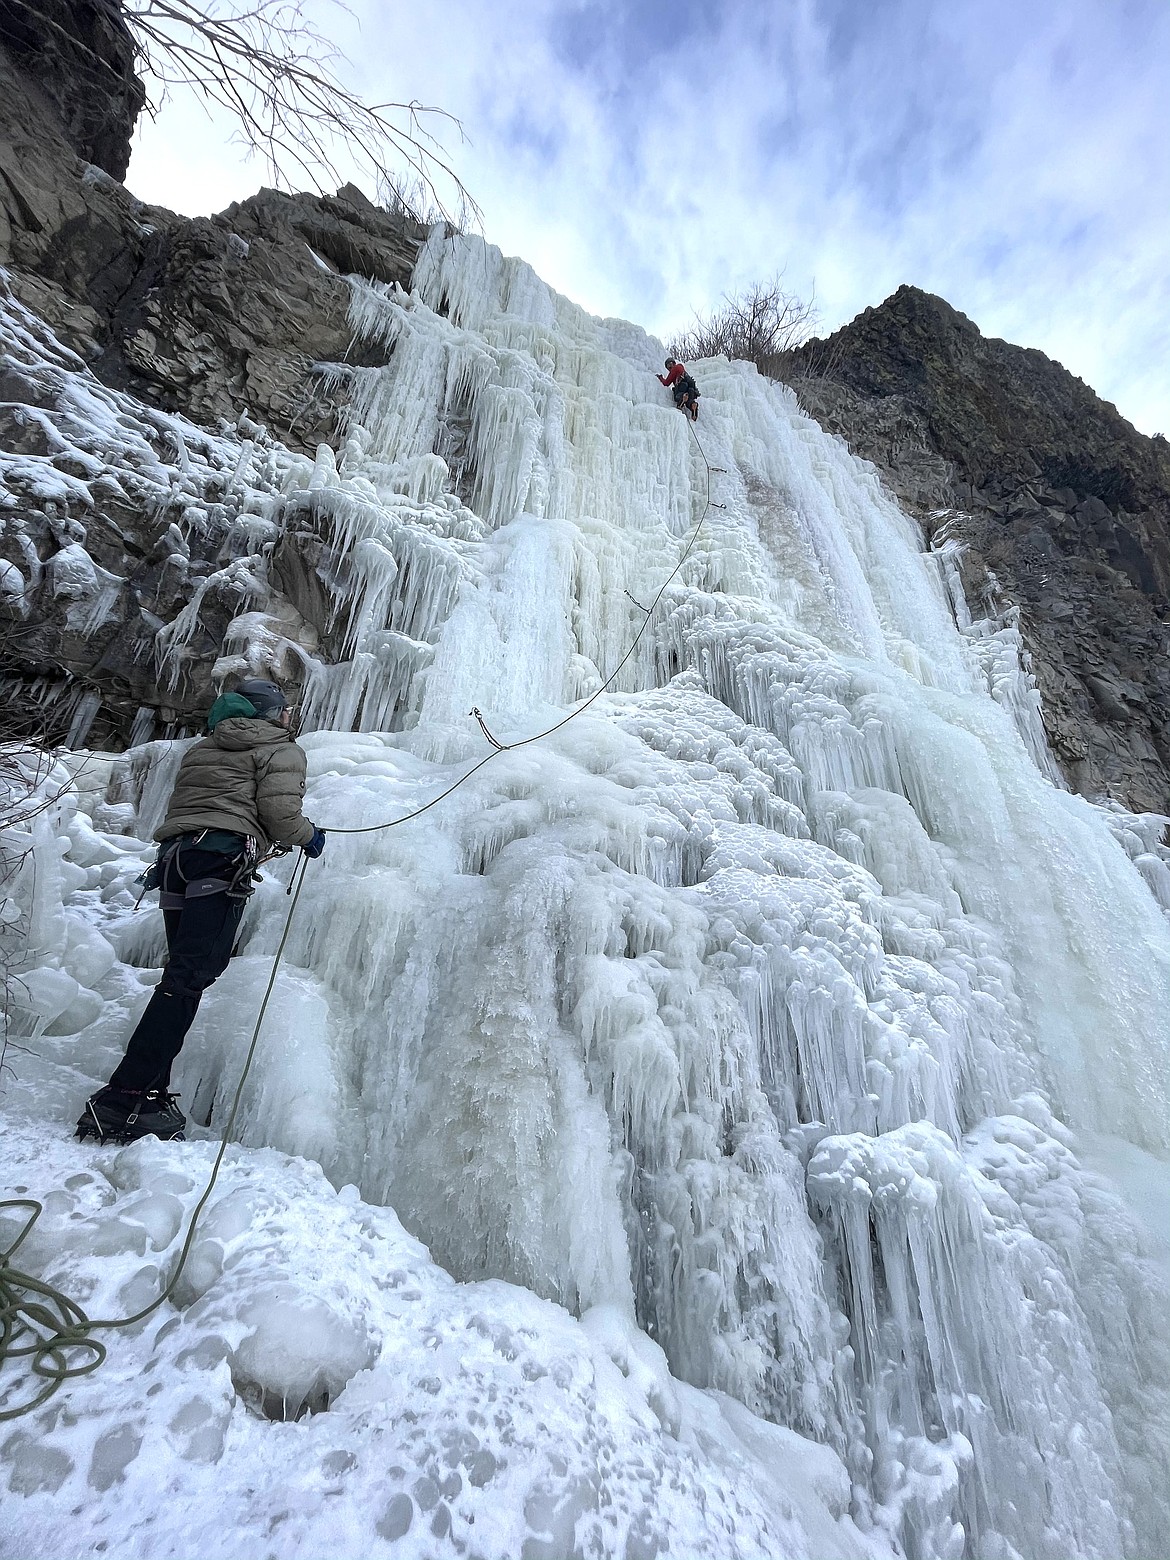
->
[[206, 691, 261, 731]]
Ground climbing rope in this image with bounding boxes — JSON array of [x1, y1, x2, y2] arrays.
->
[[329, 414, 718, 834], [0, 851, 313, 1421], [0, 410, 719, 1420]]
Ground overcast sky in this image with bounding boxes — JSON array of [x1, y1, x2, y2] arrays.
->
[[128, 0, 1170, 435]]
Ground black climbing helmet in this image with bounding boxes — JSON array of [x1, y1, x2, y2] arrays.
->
[[664, 357, 676, 367], [233, 677, 288, 720]]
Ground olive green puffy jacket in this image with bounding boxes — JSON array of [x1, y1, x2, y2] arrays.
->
[[156, 717, 316, 851]]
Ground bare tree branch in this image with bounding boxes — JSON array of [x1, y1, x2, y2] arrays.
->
[[6, 0, 477, 221], [120, 0, 479, 221], [670, 276, 820, 380]]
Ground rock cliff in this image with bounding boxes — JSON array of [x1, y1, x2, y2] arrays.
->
[[788, 288, 1170, 812], [0, 0, 143, 179], [0, 0, 424, 744]]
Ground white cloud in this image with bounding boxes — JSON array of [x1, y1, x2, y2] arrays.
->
[[126, 0, 1170, 433]]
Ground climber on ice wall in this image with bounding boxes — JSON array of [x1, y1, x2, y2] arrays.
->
[[658, 357, 700, 420], [77, 678, 326, 1145]]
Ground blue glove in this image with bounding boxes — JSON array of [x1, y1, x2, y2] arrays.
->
[[303, 827, 326, 859]]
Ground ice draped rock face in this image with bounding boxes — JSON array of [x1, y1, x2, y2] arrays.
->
[[788, 286, 1170, 813], [2, 231, 1170, 1560], [6, 0, 1170, 813]]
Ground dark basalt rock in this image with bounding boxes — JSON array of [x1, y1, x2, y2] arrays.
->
[[787, 287, 1170, 812], [88, 183, 420, 449], [0, 0, 144, 179]]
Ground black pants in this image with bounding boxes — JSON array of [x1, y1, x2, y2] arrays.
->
[[109, 847, 245, 1092]]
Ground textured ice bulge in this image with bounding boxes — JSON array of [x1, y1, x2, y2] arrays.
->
[[2, 233, 1169, 1560]]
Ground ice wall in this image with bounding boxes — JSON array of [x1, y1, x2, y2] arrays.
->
[[5, 233, 1170, 1560]]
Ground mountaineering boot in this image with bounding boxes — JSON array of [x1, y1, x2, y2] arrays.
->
[[76, 1085, 186, 1144]]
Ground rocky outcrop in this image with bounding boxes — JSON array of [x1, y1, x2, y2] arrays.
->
[[787, 288, 1170, 812], [0, 16, 422, 451], [74, 181, 418, 446], [1, 2, 424, 744], [0, 0, 143, 179]]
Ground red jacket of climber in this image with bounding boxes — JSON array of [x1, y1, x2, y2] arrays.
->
[[656, 358, 701, 420]]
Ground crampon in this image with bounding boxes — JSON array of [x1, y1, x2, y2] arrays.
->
[[76, 1086, 186, 1144]]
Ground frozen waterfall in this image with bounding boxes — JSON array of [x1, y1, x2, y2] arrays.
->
[[2, 232, 1169, 1560]]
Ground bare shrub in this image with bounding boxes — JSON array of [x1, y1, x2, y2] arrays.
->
[[0, 607, 86, 751], [377, 169, 465, 233], [669, 277, 820, 379]]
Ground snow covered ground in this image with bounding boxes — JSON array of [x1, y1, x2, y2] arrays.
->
[[1, 1113, 880, 1560], [2, 232, 1170, 1559]]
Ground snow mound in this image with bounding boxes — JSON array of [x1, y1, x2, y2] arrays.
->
[[0, 1115, 882, 1560]]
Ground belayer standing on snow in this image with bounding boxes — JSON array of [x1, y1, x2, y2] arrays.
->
[[77, 678, 326, 1144], [658, 357, 700, 420]]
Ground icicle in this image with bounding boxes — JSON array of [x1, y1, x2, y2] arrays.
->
[[64, 689, 101, 749], [127, 706, 155, 747]]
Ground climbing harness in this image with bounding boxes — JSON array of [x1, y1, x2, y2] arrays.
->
[[673, 373, 700, 418], [133, 832, 271, 913], [0, 417, 719, 1421]]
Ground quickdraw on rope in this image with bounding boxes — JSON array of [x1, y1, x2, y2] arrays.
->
[[470, 707, 505, 751], [0, 412, 719, 1421]]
